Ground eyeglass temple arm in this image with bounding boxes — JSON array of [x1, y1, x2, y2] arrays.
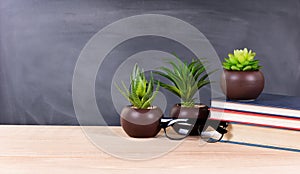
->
[[160, 118, 190, 128]]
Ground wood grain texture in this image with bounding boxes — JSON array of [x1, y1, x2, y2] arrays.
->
[[0, 125, 299, 174]]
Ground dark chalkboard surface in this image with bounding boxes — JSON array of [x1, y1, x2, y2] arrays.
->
[[0, 0, 299, 125]]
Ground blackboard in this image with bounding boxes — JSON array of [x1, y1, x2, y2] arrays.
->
[[0, 0, 299, 125]]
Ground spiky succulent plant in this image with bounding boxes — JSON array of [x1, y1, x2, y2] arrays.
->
[[115, 64, 159, 109], [223, 48, 262, 71], [154, 57, 215, 107]]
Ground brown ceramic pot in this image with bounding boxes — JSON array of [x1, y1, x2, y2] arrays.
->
[[170, 104, 209, 135], [221, 69, 264, 100], [120, 106, 163, 138]]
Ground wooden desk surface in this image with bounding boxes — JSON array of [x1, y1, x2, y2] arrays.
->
[[0, 125, 299, 174]]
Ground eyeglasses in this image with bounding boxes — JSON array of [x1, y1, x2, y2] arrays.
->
[[160, 118, 228, 142]]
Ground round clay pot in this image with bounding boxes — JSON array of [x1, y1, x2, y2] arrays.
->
[[120, 106, 163, 138], [170, 104, 209, 135], [221, 69, 264, 100]]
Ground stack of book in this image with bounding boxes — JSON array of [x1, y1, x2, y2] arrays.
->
[[210, 93, 300, 152]]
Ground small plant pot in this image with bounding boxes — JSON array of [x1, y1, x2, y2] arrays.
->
[[170, 104, 209, 135], [120, 106, 163, 138], [221, 69, 264, 100]]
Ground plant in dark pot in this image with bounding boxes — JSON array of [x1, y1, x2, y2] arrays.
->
[[154, 58, 215, 135], [115, 64, 163, 138], [221, 48, 264, 100]]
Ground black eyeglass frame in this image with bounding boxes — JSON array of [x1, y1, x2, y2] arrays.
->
[[160, 118, 229, 141]]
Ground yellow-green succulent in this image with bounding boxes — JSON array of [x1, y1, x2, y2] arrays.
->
[[223, 48, 262, 71]]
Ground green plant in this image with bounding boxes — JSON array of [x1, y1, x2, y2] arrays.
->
[[115, 64, 159, 109], [154, 57, 214, 107], [222, 48, 262, 71]]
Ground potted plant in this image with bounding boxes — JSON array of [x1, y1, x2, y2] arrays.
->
[[221, 48, 264, 100], [154, 57, 214, 135], [115, 64, 163, 138]]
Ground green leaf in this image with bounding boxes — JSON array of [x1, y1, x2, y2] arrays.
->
[[237, 54, 246, 64], [242, 66, 252, 71], [153, 71, 176, 86], [229, 56, 238, 64], [223, 65, 231, 70], [159, 67, 182, 83], [252, 65, 258, 69], [155, 56, 216, 105], [242, 60, 250, 66], [223, 62, 230, 68], [115, 64, 160, 108], [231, 66, 240, 71], [114, 82, 130, 103], [182, 101, 195, 107], [228, 54, 234, 59], [129, 92, 142, 108], [237, 63, 244, 68], [140, 84, 160, 109], [156, 80, 181, 98], [197, 80, 210, 89]]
